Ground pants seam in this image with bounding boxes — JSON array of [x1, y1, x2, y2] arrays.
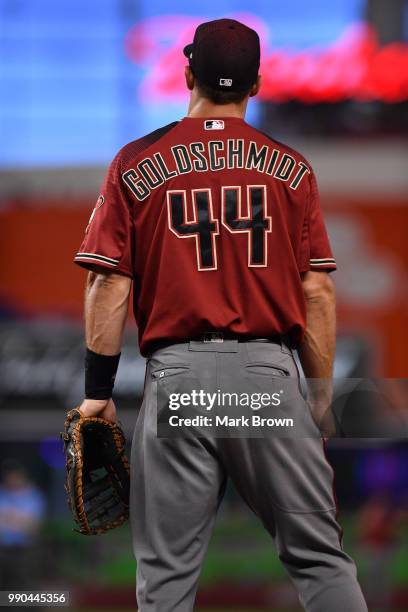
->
[[271, 504, 337, 515]]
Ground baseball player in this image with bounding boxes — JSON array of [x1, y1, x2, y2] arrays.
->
[[76, 18, 368, 612]]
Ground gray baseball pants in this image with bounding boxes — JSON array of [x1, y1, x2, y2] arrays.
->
[[130, 339, 367, 612]]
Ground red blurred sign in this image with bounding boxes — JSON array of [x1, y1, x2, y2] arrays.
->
[[125, 19, 408, 103]]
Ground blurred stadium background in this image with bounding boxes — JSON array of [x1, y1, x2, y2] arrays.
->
[[0, 0, 407, 610]]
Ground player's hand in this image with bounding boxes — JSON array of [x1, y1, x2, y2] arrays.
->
[[307, 400, 336, 438], [79, 398, 117, 422]]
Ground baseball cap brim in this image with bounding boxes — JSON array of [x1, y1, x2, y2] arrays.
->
[[183, 43, 193, 59]]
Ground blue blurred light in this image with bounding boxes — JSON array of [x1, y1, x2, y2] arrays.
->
[[1, 0, 363, 167], [38, 436, 65, 469], [355, 447, 408, 499]]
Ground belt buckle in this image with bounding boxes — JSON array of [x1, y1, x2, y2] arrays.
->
[[203, 332, 224, 343]]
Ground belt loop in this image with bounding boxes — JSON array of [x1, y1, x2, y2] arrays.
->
[[203, 331, 224, 343], [188, 339, 239, 352]]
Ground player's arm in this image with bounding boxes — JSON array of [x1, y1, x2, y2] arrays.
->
[[298, 270, 336, 436], [79, 268, 132, 421], [85, 268, 131, 354]]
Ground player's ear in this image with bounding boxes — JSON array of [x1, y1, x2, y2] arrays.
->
[[249, 75, 262, 98], [185, 66, 195, 91]]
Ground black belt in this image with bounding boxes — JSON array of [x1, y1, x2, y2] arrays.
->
[[148, 332, 294, 355], [195, 331, 283, 344]]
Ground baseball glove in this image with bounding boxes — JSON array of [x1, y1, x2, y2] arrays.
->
[[61, 408, 130, 535]]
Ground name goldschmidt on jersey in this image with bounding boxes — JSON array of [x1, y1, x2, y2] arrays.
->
[[123, 137, 310, 202]]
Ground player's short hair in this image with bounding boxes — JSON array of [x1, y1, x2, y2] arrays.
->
[[196, 79, 253, 105]]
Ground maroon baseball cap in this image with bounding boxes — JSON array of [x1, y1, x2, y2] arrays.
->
[[183, 18, 260, 92]]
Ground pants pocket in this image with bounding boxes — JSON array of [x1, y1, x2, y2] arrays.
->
[[151, 365, 191, 380], [245, 362, 291, 377]]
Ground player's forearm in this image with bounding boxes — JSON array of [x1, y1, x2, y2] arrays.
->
[[85, 270, 132, 355], [298, 271, 336, 408]]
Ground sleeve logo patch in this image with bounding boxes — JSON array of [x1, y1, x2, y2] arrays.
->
[[85, 194, 105, 234], [204, 119, 225, 130]]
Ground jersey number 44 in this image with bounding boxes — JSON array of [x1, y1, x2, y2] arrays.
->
[[167, 185, 272, 271]]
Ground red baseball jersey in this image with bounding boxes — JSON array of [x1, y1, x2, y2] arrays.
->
[[75, 117, 336, 356]]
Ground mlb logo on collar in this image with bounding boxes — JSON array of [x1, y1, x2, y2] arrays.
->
[[204, 119, 225, 130]]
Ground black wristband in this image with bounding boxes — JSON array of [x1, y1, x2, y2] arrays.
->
[[85, 348, 121, 400]]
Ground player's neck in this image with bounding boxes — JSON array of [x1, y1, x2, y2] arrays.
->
[[187, 95, 248, 119]]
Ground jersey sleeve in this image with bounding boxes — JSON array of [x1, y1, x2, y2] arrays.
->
[[74, 152, 134, 277], [298, 170, 336, 273]]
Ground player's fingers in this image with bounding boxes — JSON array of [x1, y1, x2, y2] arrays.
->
[[100, 399, 117, 422], [79, 398, 111, 418]]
